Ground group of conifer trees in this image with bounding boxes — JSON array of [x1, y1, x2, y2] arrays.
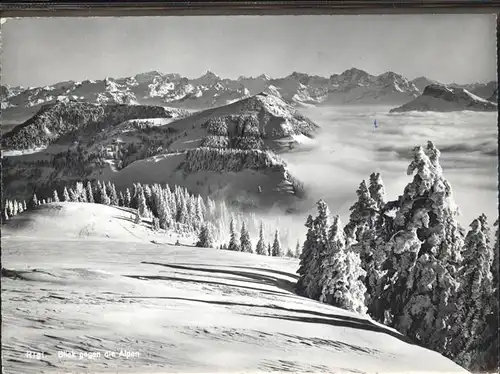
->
[[2, 179, 300, 258], [216, 217, 300, 258], [295, 141, 498, 372]]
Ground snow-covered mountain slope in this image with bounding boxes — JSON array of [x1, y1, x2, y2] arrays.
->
[[323, 69, 420, 105], [91, 93, 318, 209], [1, 101, 189, 150], [158, 92, 319, 151], [389, 84, 498, 113], [99, 149, 298, 210], [2, 93, 316, 210], [452, 80, 498, 101], [5, 69, 488, 124], [1, 203, 468, 374]]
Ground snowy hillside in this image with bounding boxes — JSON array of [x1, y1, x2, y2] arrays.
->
[[1, 203, 468, 374], [5, 68, 493, 126], [390, 84, 498, 113]]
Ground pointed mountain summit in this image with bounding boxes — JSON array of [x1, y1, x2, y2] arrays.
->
[[134, 71, 164, 84], [411, 76, 439, 92], [193, 71, 221, 85]]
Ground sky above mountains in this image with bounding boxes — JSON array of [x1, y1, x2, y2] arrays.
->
[[1, 14, 496, 87]]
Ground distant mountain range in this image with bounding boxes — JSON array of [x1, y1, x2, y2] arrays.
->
[[2, 68, 496, 123], [1, 68, 497, 210]]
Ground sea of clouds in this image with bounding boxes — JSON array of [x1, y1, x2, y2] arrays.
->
[[281, 105, 498, 235]]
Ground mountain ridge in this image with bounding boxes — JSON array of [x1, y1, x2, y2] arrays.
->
[[390, 83, 498, 113], [4, 69, 494, 117]]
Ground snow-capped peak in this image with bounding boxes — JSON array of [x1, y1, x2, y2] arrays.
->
[[199, 70, 219, 80], [340, 68, 371, 78]]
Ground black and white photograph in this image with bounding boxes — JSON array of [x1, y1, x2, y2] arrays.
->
[[1, 12, 498, 374]]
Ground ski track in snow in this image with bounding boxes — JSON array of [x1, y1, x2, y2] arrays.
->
[[1, 204, 467, 374]]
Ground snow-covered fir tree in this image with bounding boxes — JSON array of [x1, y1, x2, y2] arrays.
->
[[240, 222, 253, 253], [30, 193, 39, 209], [143, 184, 152, 204], [296, 215, 316, 296], [137, 186, 149, 218], [378, 141, 463, 355], [493, 219, 499, 291], [5, 201, 11, 218], [177, 195, 188, 225], [255, 222, 267, 255], [197, 222, 215, 248], [156, 192, 172, 230], [476, 218, 498, 373], [227, 218, 239, 251], [69, 188, 79, 202], [124, 188, 131, 208], [272, 229, 283, 257], [52, 189, 60, 203], [449, 217, 495, 368], [86, 181, 94, 203], [295, 200, 332, 299], [100, 182, 111, 205], [295, 240, 301, 258], [344, 180, 377, 244], [118, 191, 125, 207], [75, 182, 87, 202], [109, 182, 119, 206], [194, 195, 205, 231], [152, 217, 160, 231], [368, 172, 387, 210], [319, 215, 367, 314], [130, 183, 140, 209], [93, 181, 102, 204], [256, 223, 266, 255], [346, 175, 388, 317]]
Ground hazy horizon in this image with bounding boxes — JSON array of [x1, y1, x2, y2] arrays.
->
[[1, 14, 497, 87]]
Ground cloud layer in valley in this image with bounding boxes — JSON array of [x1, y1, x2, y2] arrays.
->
[[281, 106, 498, 236]]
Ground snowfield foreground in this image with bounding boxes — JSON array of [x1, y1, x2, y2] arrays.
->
[[1, 204, 467, 373]]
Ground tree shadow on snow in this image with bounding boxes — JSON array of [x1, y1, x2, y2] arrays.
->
[[113, 215, 136, 225], [141, 261, 297, 293], [121, 274, 291, 298], [174, 263, 300, 281], [112, 206, 137, 215], [117, 294, 418, 347], [1, 215, 35, 232], [241, 312, 419, 347]]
